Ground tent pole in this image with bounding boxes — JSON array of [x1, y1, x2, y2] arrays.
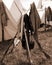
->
[[45, 8, 46, 31], [1, 21, 4, 42]]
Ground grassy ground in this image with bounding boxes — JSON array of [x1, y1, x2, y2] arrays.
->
[[0, 27, 52, 65]]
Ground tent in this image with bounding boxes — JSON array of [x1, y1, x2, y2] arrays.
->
[[1, 0, 50, 42], [41, 0, 52, 24], [0, 0, 26, 41], [0, 0, 42, 42], [37, 0, 52, 24], [42, 0, 52, 9]]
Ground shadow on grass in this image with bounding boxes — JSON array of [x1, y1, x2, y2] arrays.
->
[[0, 62, 5, 65], [16, 59, 32, 65]]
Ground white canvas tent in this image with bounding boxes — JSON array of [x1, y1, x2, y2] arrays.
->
[[37, 0, 52, 24], [42, 0, 52, 9], [1, 0, 25, 41], [0, 0, 42, 42], [41, 0, 52, 24]]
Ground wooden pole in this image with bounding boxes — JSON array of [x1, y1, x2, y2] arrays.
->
[[1, 15, 4, 42], [45, 8, 46, 31], [24, 27, 32, 64]]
